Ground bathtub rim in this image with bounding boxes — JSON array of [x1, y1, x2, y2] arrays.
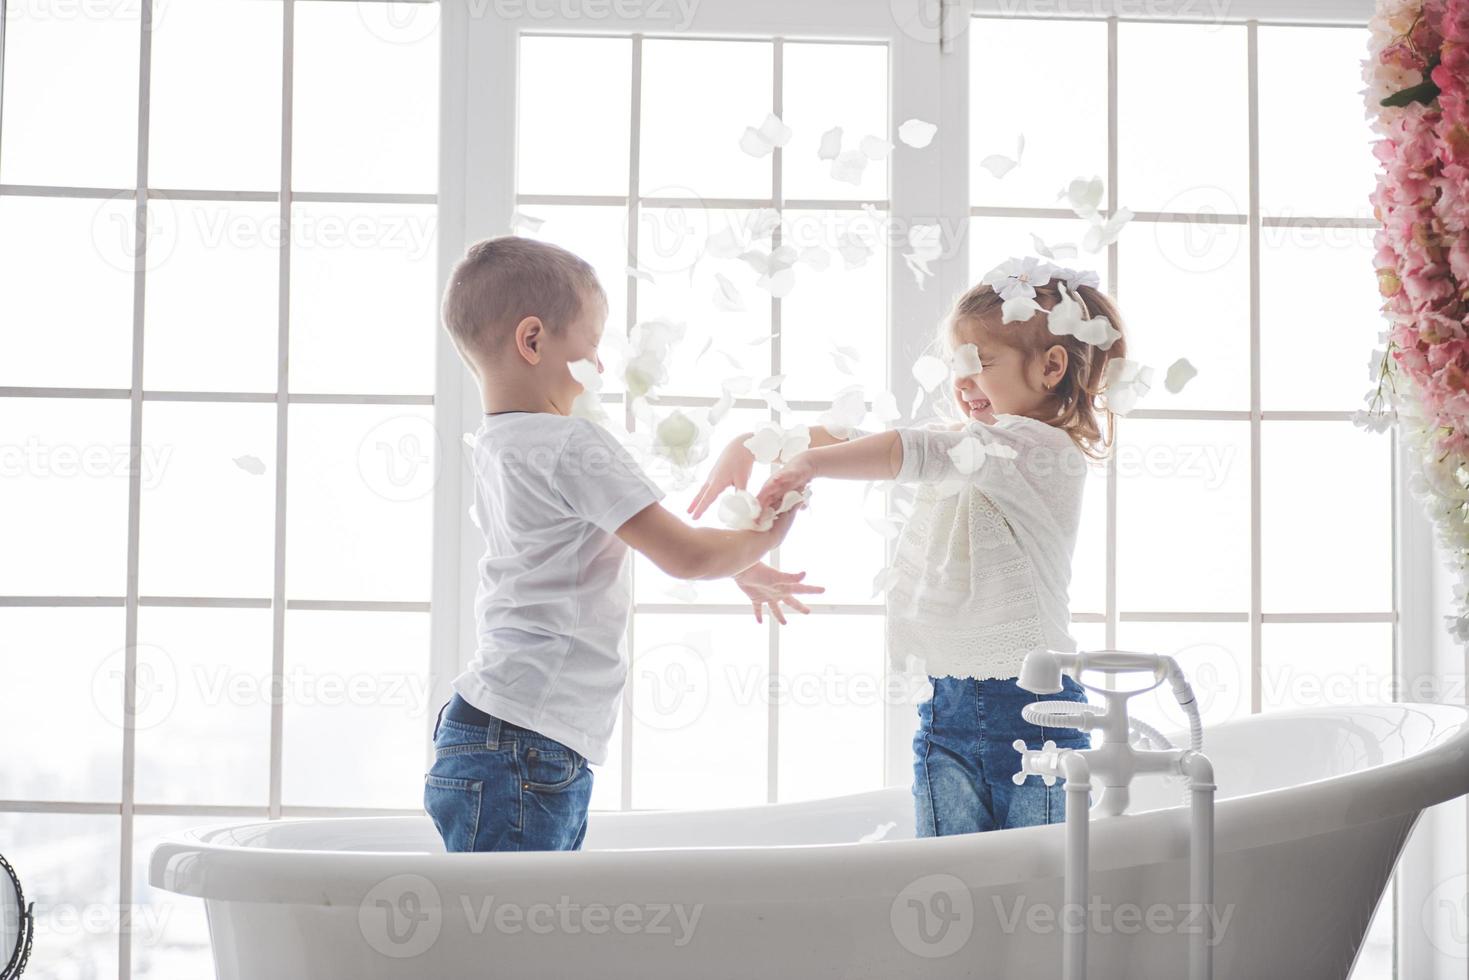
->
[[150, 702, 1469, 907]]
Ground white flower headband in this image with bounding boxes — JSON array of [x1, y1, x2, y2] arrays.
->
[[978, 256, 1121, 351]]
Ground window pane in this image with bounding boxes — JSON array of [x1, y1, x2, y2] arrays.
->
[[286, 404, 435, 602], [0, 0, 139, 187], [1071, 461, 1108, 616], [139, 402, 276, 599], [143, 199, 280, 393], [779, 208, 888, 402], [630, 615, 767, 809], [0, 398, 131, 596], [281, 609, 430, 808], [639, 39, 773, 200], [781, 42, 888, 202], [971, 18, 1107, 209], [1261, 622, 1394, 713], [0, 813, 120, 977], [1119, 217, 1250, 411], [1118, 23, 1248, 215], [291, 1, 439, 194], [1258, 26, 1376, 220], [0, 196, 136, 389], [518, 36, 631, 197], [634, 207, 774, 396], [1117, 620, 1251, 731], [1260, 224, 1380, 411], [148, 0, 283, 192], [132, 816, 213, 980], [0, 607, 124, 802], [133, 608, 273, 805], [1262, 422, 1392, 613], [521, 203, 630, 392], [287, 202, 437, 395], [1116, 419, 1250, 613], [777, 615, 885, 803]]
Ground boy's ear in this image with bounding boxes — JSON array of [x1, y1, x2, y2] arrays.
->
[[514, 316, 545, 365]]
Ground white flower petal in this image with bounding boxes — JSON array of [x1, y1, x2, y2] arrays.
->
[[713, 272, 746, 312], [1164, 357, 1198, 394], [980, 153, 1018, 179], [859, 134, 894, 160], [871, 567, 901, 598], [817, 126, 844, 161], [1001, 294, 1041, 324], [798, 245, 831, 271], [897, 118, 937, 149], [1030, 233, 1077, 261], [947, 436, 988, 475], [740, 126, 774, 157], [510, 210, 545, 233], [831, 149, 869, 185], [718, 490, 766, 531], [757, 112, 793, 148], [743, 423, 786, 464], [233, 454, 266, 476], [912, 354, 950, 392], [950, 343, 983, 378]]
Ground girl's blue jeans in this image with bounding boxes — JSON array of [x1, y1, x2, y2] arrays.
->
[[913, 674, 1091, 837], [424, 694, 594, 852]]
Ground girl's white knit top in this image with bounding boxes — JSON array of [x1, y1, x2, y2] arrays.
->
[[886, 414, 1087, 682]]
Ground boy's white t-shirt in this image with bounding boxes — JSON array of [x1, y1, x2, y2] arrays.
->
[[452, 411, 664, 765]]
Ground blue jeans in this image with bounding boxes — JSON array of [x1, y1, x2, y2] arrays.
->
[[424, 694, 594, 852], [913, 674, 1090, 837]]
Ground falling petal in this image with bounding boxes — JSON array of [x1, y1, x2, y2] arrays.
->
[[947, 437, 988, 475], [1101, 359, 1154, 416], [652, 409, 709, 470], [819, 386, 869, 438], [872, 390, 901, 422], [837, 231, 873, 269], [510, 210, 545, 234], [950, 343, 983, 378], [871, 567, 901, 598], [756, 266, 796, 298], [665, 582, 699, 602], [817, 126, 844, 161], [980, 153, 1018, 179], [748, 208, 782, 240], [1082, 207, 1133, 253], [1059, 176, 1104, 218], [909, 388, 925, 419], [706, 227, 744, 259], [897, 118, 937, 149], [859, 135, 894, 160], [627, 265, 656, 284], [1165, 357, 1198, 394], [1031, 233, 1077, 261], [757, 112, 793, 148], [1001, 294, 1042, 324], [233, 454, 266, 476], [831, 149, 868, 185], [740, 126, 775, 157], [763, 388, 791, 414], [718, 490, 767, 531], [912, 354, 949, 391], [713, 272, 746, 312], [799, 245, 831, 271]]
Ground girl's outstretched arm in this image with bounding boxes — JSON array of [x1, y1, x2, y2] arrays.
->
[[755, 430, 904, 510]]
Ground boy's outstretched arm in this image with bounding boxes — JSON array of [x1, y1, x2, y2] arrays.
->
[[755, 430, 904, 510], [616, 501, 801, 581]]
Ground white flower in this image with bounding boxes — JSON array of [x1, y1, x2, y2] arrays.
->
[[981, 255, 1058, 302], [1101, 358, 1154, 416], [1002, 294, 1043, 324], [567, 358, 608, 422], [817, 126, 843, 161], [1059, 176, 1104, 218], [651, 409, 708, 470], [718, 490, 767, 530], [622, 319, 686, 401], [980, 134, 1025, 180], [739, 113, 793, 157]]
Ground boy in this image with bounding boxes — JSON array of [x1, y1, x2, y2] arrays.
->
[[425, 236, 819, 853]]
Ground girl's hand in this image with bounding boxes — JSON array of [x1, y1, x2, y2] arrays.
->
[[733, 562, 825, 625], [688, 433, 756, 520], [756, 452, 816, 512]]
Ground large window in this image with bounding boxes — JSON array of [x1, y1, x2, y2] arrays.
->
[[0, 2, 441, 977], [2, 1, 1411, 978]]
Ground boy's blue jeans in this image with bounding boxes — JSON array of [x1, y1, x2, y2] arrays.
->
[[424, 694, 594, 852], [913, 674, 1091, 837]]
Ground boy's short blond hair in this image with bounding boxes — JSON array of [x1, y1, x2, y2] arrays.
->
[[441, 236, 605, 364]]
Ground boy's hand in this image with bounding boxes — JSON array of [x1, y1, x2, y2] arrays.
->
[[733, 562, 825, 625], [756, 452, 816, 513], [688, 434, 756, 520]]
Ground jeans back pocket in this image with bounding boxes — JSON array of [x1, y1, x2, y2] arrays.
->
[[424, 774, 484, 852]]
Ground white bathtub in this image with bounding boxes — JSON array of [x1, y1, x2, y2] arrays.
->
[[151, 704, 1469, 979]]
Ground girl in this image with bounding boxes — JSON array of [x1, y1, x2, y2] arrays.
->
[[691, 259, 1130, 836]]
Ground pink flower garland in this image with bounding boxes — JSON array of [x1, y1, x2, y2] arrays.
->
[[1365, 0, 1469, 639]]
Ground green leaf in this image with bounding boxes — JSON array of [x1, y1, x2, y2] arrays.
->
[[1381, 79, 1441, 107]]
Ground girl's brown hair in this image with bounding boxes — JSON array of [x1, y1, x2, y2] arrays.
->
[[943, 277, 1128, 461]]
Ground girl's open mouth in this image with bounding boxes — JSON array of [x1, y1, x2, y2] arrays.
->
[[965, 395, 992, 414]]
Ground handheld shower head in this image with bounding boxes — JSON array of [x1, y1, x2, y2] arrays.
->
[[1017, 649, 1064, 695]]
